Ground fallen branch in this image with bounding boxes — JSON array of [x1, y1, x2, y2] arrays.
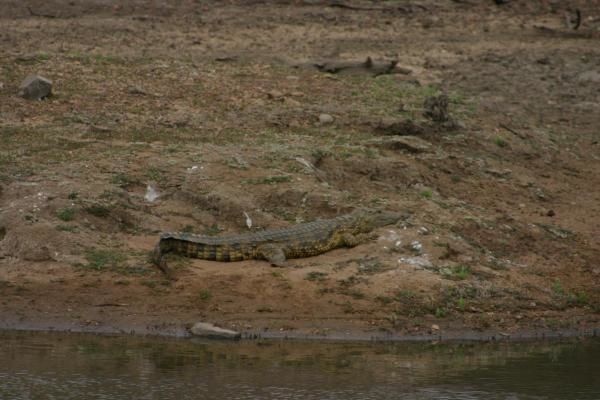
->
[[27, 6, 57, 18], [499, 123, 527, 140]]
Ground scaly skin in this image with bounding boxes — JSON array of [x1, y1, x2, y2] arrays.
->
[[153, 209, 402, 269]]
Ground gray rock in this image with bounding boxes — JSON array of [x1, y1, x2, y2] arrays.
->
[[577, 70, 600, 83], [318, 113, 334, 125], [367, 135, 432, 153], [18, 75, 52, 100], [189, 322, 241, 340]]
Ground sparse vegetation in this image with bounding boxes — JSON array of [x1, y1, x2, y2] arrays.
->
[[305, 271, 328, 282], [56, 208, 75, 222], [420, 189, 433, 199], [83, 249, 127, 271], [85, 204, 111, 218], [494, 137, 508, 148], [56, 224, 77, 232], [199, 289, 212, 301], [440, 265, 471, 281], [244, 175, 292, 185]]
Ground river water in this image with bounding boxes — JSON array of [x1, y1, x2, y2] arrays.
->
[[0, 331, 598, 400]]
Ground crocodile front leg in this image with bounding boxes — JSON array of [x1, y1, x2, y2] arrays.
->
[[258, 243, 289, 267]]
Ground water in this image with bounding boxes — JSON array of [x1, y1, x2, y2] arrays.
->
[[0, 331, 599, 400]]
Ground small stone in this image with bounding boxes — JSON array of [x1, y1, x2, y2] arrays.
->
[[318, 113, 334, 125], [18, 75, 52, 100], [267, 90, 284, 100], [189, 322, 241, 340], [431, 324, 440, 331], [284, 97, 301, 107]]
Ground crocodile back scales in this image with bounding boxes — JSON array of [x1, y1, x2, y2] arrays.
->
[[154, 210, 401, 263]]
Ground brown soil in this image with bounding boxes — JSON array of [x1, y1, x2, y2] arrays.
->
[[1, 0, 599, 340]]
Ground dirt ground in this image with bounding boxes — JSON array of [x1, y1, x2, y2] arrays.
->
[[0, 0, 599, 340]]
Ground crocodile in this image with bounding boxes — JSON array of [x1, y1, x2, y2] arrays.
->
[[152, 209, 402, 269]]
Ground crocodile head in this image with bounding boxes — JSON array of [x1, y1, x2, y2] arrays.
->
[[350, 209, 403, 233]]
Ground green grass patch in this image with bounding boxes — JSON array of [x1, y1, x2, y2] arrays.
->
[[198, 289, 212, 301], [85, 204, 111, 218], [56, 208, 75, 222], [420, 189, 433, 199], [83, 249, 127, 271], [567, 291, 588, 306], [111, 173, 133, 187], [244, 175, 292, 185], [494, 137, 508, 148], [440, 265, 471, 280], [146, 166, 164, 182], [552, 280, 564, 296], [56, 224, 77, 232], [435, 307, 448, 318], [305, 271, 328, 282]]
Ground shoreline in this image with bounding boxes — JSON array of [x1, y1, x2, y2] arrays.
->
[[2, 320, 598, 344]]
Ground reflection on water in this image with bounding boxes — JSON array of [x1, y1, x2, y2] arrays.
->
[[0, 331, 599, 400]]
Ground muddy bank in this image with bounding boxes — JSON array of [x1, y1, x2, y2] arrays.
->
[[1, 0, 599, 340]]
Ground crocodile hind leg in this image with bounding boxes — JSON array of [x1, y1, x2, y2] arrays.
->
[[152, 241, 175, 279], [258, 244, 289, 268], [341, 232, 378, 247]]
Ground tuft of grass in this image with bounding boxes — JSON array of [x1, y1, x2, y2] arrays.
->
[[68, 191, 79, 200], [340, 289, 366, 300], [440, 265, 471, 280], [83, 249, 127, 271], [85, 204, 111, 218], [245, 175, 292, 185], [111, 173, 132, 187], [146, 167, 164, 182], [435, 307, 448, 318], [202, 224, 222, 236], [141, 280, 158, 289], [420, 189, 433, 199], [567, 291, 588, 306], [56, 224, 77, 232], [552, 280, 564, 296], [357, 258, 393, 275], [375, 295, 393, 305], [395, 290, 417, 301], [494, 137, 508, 148], [457, 297, 466, 311], [199, 289, 212, 301], [305, 271, 328, 282], [56, 208, 75, 222]]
